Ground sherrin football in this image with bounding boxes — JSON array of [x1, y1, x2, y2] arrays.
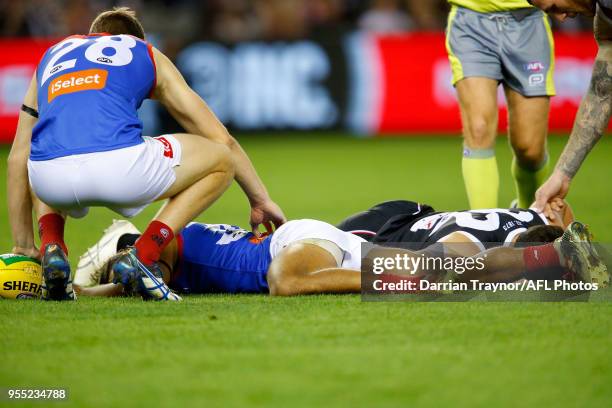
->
[[0, 254, 43, 299]]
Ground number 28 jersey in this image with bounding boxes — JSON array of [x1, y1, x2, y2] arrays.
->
[[31, 34, 156, 161], [375, 208, 548, 250]]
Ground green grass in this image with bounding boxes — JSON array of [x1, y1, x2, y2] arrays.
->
[[1, 133, 611, 407]]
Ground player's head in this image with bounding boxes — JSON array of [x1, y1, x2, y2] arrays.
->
[[98, 253, 121, 285], [527, 0, 595, 21], [89, 7, 145, 40], [514, 225, 564, 246]]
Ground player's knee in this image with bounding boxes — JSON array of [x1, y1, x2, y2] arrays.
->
[[213, 144, 235, 179], [197, 143, 234, 181], [465, 118, 495, 148], [180, 135, 235, 177], [512, 143, 546, 167]]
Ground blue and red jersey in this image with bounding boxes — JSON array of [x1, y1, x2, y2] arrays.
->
[[31, 33, 156, 161], [171, 223, 272, 294]]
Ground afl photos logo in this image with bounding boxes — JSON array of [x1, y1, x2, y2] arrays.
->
[[48, 69, 108, 102]]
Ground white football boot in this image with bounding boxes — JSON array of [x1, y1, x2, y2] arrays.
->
[[74, 220, 141, 287]]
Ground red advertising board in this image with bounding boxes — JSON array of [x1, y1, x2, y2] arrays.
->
[[369, 33, 600, 134], [0, 33, 603, 142], [0, 39, 56, 143]]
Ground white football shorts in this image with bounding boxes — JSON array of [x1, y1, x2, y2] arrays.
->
[[28, 135, 182, 218], [269, 219, 366, 270]]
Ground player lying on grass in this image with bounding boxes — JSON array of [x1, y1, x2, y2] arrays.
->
[[75, 219, 365, 298], [73, 202, 608, 299], [7, 7, 284, 301], [336, 199, 573, 251]]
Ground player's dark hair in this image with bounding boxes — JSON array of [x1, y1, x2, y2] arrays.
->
[[89, 7, 145, 40], [99, 253, 123, 285], [514, 225, 564, 247]]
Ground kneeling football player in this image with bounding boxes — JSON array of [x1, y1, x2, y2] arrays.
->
[[7, 7, 285, 302]]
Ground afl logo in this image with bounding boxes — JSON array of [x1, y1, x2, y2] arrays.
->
[[97, 57, 113, 64], [16, 293, 36, 299]]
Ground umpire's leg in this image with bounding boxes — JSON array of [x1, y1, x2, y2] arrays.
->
[[456, 78, 500, 209], [505, 88, 550, 208]]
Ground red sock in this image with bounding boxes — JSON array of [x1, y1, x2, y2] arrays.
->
[[134, 221, 174, 266], [523, 243, 563, 279], [38, 213, 68, 255]]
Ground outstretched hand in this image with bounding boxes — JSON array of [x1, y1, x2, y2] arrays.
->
[[250, 200, 286, 236], [540, 197, 566, 223], [533, 170, 571, 212]]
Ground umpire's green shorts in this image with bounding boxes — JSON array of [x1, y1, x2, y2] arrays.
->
[[446, 5, 555, 97]]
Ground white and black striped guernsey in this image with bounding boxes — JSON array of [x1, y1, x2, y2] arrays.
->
[[373, 208, 548, 250]]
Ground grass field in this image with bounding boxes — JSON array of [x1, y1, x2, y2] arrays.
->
[[1, 133, 611, 407]]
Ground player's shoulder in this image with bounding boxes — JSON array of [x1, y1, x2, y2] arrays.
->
[[44, 33, 152, 57]]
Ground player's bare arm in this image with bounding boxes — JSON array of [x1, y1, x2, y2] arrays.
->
[[7, 74, 38, 259], [75, 283, 124, 297], [437, 232, 482, 257], [535, 45, 611, 209], [151, 47, 286, 231], [267, 242, 362, 296], [557, 57, 611, 178], [533, 1, 612, 210]]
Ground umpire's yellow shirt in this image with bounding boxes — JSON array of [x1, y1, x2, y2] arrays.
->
[[448, 0, 533, 12]]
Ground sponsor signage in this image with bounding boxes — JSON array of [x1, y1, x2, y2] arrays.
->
[[0, 33, 604, 142]]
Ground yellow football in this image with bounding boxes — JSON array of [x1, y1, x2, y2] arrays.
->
[[0, 254, 43, 299]]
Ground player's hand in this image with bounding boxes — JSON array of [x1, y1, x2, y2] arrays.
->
[[11, 246, 40, 260], [533, 170, 571, 212], [546, 197, 569, 224], [250, 200, 286, 236], [549, 197, 565, 212]]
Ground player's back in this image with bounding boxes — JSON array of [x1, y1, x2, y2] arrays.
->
[[172, 223, 272, 294], [375, 208, 547, 249], [31, 34, 155, 161]]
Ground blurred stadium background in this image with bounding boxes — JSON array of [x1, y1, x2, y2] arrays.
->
[[0, 1, 611, 407], [0, 0, 604, 139]]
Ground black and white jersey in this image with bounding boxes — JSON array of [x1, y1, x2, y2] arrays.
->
[[337, 200, 436, 242], [374, 208, 548, 250]]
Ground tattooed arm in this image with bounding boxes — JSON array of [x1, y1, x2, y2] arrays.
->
[[534, 14, 612, 211], [558, 4, 612, 178], [557, 58, 611, 178]]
